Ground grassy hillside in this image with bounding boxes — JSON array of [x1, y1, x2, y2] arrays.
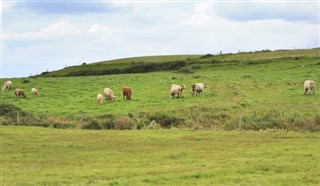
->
[[37, 55, 200, 77], [2, 127, 319, 185], [35, 48, 319, 77], [1, 48, 319, 130]]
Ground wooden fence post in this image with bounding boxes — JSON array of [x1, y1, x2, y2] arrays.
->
[[17, 111, 20, 125], [80, 111, 83, 127], [238, 115, 243, 130]]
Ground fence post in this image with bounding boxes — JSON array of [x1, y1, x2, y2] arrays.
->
[[238, 115, 243, 130], [80, 111, 83, 127], [17, 111, 20, 125]]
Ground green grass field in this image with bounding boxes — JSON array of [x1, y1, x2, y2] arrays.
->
[[1, 49, 319, 185], [1, 126, 319, 185], [1, 48, 319, 130]]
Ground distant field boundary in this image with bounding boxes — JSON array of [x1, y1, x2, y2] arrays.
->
[[34, 48, 319, 77]]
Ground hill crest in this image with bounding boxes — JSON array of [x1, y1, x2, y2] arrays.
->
[[35, 48, 319, 77]]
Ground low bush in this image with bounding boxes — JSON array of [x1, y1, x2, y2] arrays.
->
[[0, 106, 59, 128], [238, 110, 320, 132], [315, 115, 320, 125], [136, 119, 150, 130], [1, 102, 318, 132], [211, 60, 219, 65], [200, 54, 214, 58], [82, 120, 102, 130], [191, 65, 201, 70], [52, 122, 75, 129], [101, 118, 115, 129], [148, 113, 182, 128], [114, 117, 135, 130], [177, 68, 193, 74], [0, 103, 28, 116]]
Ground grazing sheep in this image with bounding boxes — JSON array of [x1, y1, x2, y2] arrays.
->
[[192, 83, 207, 96], [97, 93, 103, 105], [104, 88, 117, 102], [31, 88, 40, 97], [304, 80, 316, 95], [170, 84, 186, 98], [2, 80, 12, 92], [123, 86, 132, 100], [14, 88, 26, 98]]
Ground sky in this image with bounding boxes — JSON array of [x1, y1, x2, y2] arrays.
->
[[1, 0, 319, 78]]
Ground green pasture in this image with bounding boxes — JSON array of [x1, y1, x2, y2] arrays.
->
[[0, 49, 319, 130], [38, 55, 200, 77], [1, 49, 319, 185], [1, 126, 319, 185]]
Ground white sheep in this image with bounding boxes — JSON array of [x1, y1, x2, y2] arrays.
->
[[31, 88, 40, 97], [97, 94, 103, 105], [304, 80, 315, 95], [104, 88, 117, 102], [170, 84, 186, 98], [2, 80, 12, 92], [192, 83, 207, 96]]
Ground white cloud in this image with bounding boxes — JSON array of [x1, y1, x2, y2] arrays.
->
[[187, 1, 319, 24], [182, 1, 318, 47], [211, 2, 319, 23], [88, 24, 110, 33], [1, 2, 9, 11], [3, 20, 87, 40], [1, 2, 319, 78], [41, 20, 85, 37]]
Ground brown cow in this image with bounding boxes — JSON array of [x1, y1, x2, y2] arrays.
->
[[123, 86, 132, 100], [14, 88, 26, 98]]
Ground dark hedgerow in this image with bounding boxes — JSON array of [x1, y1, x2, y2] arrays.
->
[[200, 54, 214, 58], [64, 61, 187, 77], [82, 120, 102, 130], [148, 113, 183, 128], [0, 103, 28, 117], [53, 122, 75, 129], [114, 117, 135, 130], [238, 110, 320, 132]]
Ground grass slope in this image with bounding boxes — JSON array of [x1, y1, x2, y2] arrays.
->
[[0, 48, 319, 130], [35, 49, 318, 77], [2, 127, 319, 185], [37, 55, 199, 77]]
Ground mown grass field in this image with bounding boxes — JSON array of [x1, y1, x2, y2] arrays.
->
[[0, 49, 319, 130], [1, 126, 319, 185]]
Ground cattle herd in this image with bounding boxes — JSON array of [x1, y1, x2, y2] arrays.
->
[[1, 80, 317, 105]]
